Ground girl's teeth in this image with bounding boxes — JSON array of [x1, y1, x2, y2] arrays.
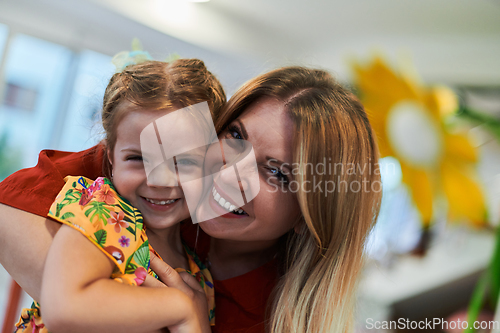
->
[[214, 193, 220, 201], [146, 198, 176, 205], [219, 198, 226, 206], [229, 204, 236, 211]]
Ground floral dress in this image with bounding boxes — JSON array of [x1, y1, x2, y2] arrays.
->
[[15, 176, 215, 333]]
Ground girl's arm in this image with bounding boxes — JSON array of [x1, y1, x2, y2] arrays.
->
[[41, 224, 203, 333], [0, 204, 60, 300], [143, 252, 211, 333]]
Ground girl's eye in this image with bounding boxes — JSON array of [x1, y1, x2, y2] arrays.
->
[[176, 159, 197, 166], [126, 155, 143, 161], [267, 167, 289, 184]]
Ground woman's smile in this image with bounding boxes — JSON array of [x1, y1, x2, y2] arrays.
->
[[196, 97, 302, 241], [209, 183, 248, 219]]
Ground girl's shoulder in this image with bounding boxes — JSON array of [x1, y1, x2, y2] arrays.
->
[[47, 176, 149, 283]]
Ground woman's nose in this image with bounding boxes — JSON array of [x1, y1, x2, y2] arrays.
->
[[217, 144, 260, 205], [146, 160, 178, 187]]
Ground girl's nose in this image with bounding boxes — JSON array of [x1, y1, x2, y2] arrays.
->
[[146, 160, 178, 187]]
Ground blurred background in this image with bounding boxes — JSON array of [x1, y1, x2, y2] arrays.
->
[[0, 0, 499, 332]]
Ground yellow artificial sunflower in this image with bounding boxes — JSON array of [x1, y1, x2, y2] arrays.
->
[[352, 57, 486, 228]]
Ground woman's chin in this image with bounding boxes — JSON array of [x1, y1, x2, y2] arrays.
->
[[196, 203, 248, 238]]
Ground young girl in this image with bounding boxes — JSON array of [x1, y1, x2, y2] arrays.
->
[[15, 53, 226, 333]]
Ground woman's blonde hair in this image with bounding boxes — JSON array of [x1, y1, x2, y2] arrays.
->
[[101, 58, 226, 177], [216, 67, 382, 332]]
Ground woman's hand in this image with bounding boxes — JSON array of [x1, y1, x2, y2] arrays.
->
[[142, 251, 211, 333]]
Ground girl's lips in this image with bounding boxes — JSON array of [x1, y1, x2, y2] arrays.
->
[[141, 197, 181, 212]]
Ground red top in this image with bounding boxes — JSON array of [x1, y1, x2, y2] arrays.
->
[[0, 145, 277, 333]]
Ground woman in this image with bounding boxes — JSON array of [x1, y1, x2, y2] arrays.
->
[[0, 66, 381, 332]]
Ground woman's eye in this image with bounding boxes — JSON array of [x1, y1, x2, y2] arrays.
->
[[268, 167, 289, 184], [226, 125, 243, 140], [223, 125, 247, 152]]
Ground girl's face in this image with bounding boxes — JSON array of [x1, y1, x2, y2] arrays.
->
[[110, 106, 206, 231], [197, 97, 302, 241]]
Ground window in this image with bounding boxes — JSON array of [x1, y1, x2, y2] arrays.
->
[[0, 32, 113, 180], [56, 50, 113, 152]]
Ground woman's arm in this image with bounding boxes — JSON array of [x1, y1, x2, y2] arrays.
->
[[0, 146, 105, 299], [41, 225, 203, 333], [0, 204, 60, 300]]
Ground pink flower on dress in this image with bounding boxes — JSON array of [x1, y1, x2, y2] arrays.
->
[[119, 235, 130, 248], [95, 184, 116, 205], [93, 177, 105, 188], [134, 266, 148, 285], [87, 177, 104, 195], [107, 211, 129, 233]]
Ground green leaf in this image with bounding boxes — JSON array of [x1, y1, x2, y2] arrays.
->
[[133, 241, 150, 268], [84, 201, 111, 224], [126, 226, 136, 236], [124, 263, 138, 275], [55, 203, 63, 217], [119, 201, 134, 215], [61, 212, 75, 220], [94, 230, 108, 246], [488, 227, 500, 309], [458, 107, 500, 142], [61, 189, 81, 205], [81, 177, 89, 188], [465, 272, 489, 332]]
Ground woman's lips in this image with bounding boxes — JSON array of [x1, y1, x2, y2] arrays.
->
[[208, 183, 248, 219]]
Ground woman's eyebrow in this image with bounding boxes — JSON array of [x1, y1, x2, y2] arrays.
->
[[235, 119, 249, 140]]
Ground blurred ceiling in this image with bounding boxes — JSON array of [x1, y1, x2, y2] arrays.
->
[[1, 0, 500, 87], [92, 0, 500, 85]]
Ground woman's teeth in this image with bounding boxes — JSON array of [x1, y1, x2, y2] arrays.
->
[[145, 198, 177, 205], [212, 187, 245, 215]]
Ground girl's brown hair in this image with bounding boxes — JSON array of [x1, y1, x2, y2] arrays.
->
[[101, 58, 226, 177], [217, 67, 382, 332]]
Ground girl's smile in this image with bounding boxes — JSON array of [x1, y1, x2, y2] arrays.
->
[[110, 104, 208, 233]]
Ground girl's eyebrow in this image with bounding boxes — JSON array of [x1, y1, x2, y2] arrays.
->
[[176, 148, 206, 158], [120, 148, 142, 154]]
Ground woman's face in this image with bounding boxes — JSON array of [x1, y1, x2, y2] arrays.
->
[[197, 97, 302, 242]]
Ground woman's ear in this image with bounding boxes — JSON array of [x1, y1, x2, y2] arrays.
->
[[293, 220, 307, 235]]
